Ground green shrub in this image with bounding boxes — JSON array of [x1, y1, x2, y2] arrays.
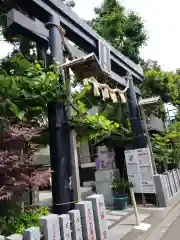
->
[[0, 205, 49, 236], [110, 179, 133, 195]]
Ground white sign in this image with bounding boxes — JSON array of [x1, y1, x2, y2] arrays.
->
[[128, 174, 143, 193], [142, 184, 156, 194], [136, 148, 151, 166], [126, 163, 140, 175], [124, 150, 137, 164], [125, 148, 156, 194], [140, 166, 154, 184]]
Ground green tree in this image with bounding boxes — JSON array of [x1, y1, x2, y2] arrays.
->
[[153, 121, 180, 172], [140, 68, 180, 106], [91, 0, 147, 63], [140, 58, 161, 71]]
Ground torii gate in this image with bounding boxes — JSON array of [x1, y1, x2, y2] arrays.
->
[[7, 0, 146, 214]]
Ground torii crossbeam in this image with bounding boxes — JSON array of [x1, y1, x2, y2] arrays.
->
[[7, 8, 141, 94]]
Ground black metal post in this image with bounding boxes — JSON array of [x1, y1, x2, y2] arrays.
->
[[46, 14, 73, 214], [37, 45, 48, 68], [127, 73, 146, 149], [19, 35, 30, 56]]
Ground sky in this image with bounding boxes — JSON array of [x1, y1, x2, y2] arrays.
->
[[1, 0, 180, 72]]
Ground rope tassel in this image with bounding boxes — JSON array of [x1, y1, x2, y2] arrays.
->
[[93, 82, 101, 97], [102, 87, 110, 100], [110, 92, 118, 103], [82, 77, 129, 103], [118, 92, 127, 103]]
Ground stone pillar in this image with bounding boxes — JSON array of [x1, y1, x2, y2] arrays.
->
[[59, 214, 72, 240], [76, 201, 96, 240], [95, 169, 120, 206], [24, 227, 41, 240], [69, 210, 83, 240], [39, 214, 61, 240], [87, 194, 108, 240]]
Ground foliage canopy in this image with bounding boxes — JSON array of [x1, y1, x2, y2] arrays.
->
[[91, 0, 147, 63]]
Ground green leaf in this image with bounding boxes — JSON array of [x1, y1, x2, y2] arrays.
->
[[9, 103, 25, 120], [35, 63, 42, 70]]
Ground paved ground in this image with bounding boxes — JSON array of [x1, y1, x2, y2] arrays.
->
[[160, 214, 180, 240], [107, 208, 151, 240], [141, 196, 180, 240]]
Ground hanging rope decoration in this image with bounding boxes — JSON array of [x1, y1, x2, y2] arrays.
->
[[51, 23, 129, 104], [83, 77, 129, 103]]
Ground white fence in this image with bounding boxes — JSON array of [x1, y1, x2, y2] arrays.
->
[[2, 194, 109, 240], [154, 169, 180, 207]]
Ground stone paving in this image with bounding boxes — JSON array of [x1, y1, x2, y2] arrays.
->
[[107, 208, 151, 239]]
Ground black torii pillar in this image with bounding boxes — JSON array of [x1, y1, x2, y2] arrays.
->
[[46, 14, 73, 214], [127, 73, 146, 149]]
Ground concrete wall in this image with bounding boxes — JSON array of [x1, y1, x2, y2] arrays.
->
[[147, 115, 165, 132], [78, 141, 91, 164]]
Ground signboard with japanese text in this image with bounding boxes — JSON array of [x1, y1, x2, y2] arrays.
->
[[125, 148, 156, 194]]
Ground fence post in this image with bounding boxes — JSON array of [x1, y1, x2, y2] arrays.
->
[[87, 194, 108, 240], [59, 214, 72, 240], [76, 201, 96, 240], [39, 214, 61, 240], [69, 210, 83, 240], [6, 235, 23, 240], [24, 227, 41, 240]]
